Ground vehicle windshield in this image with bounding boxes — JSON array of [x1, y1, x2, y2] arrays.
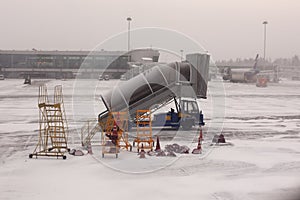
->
[[181, 100, 199, 114]]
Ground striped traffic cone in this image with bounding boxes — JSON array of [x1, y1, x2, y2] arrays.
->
[[155, 136, 161, 152], [139, 144, 146, 158], [192, 127, 203, 154]]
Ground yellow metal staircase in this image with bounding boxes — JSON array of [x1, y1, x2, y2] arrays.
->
[[29, 85, 69, 159], [101, 112, 132, 158], [133, 110, 154, 152]]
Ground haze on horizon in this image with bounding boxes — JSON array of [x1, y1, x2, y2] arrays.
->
[[1, 0, 299, 61]]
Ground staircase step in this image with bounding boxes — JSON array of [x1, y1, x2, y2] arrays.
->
[[52, 141, 67, 144], [49, 130, 65, 133], [51, 136, 67, 138], [48, 127, 64, 130], [51, 146, 68, 149], [46, 110, 61, 112], [49, 128, 65, 131], [137, 128, 152, 131], [47, 115, 63, 117]]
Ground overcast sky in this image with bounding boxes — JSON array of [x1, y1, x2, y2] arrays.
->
[[1, 0, 299, 60]]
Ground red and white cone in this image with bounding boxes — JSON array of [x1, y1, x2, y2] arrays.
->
[[155, 136, 161, 152], [87, 142, 93, 154], [192, 127, 203, 154], [139, 144, 146, 158]]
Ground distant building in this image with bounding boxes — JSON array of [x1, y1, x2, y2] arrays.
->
[[0, 49, 159, 79]]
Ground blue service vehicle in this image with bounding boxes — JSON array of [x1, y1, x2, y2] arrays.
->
[[152, 98, 204, 130]]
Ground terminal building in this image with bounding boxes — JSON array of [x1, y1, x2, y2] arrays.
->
[[0, 49, 159, 79]]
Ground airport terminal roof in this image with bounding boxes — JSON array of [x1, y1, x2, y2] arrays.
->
[[0, 50, 127, 56]]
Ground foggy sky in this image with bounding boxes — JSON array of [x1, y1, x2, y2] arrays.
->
[[1, 0, 299, 60]]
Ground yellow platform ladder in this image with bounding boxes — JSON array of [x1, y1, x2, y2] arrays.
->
[[133, 109, 154, 152], [101, 112, 132, 158], [101, 112, 119, 158], [113, 111, 132, 151], [29, 85, 69, 159], [54, 85, 69, 143]]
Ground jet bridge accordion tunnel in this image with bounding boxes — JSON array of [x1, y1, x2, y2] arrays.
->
[[98, 53, 210, 127]]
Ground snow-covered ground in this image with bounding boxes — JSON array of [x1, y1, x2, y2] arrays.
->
[[0, 79, 300, 200]]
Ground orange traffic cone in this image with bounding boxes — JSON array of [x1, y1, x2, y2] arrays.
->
[[139, 144, 146, 158], [155, 136, 161, 152], [197, 136, 202, 150], [199, 128, 203, 141], [192, 128, 203, 154], [87, 141, 93, 154]]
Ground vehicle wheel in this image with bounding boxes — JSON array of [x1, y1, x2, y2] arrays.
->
[[102, 153, 104, 158], [29, 154, 33, 159], [63, 155, 67, 160]]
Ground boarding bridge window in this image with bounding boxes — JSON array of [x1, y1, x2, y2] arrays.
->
[[179, 65, 191, 82]]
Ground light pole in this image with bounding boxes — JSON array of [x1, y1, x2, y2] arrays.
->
[[263, 21, 268, 61], [180, 50, 184, 62], [127, 17, 132, 52]]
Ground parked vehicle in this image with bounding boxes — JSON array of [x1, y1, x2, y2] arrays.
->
[[120, 75, 126, 81], [256, 75, 268, 87], [152, 98, 204, 130], [104, 75, 110, 81], [24, 75, 31, 85]]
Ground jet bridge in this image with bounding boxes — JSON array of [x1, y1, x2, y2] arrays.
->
[[98, 53, 210, 123], [80, 53, 210, 146]]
